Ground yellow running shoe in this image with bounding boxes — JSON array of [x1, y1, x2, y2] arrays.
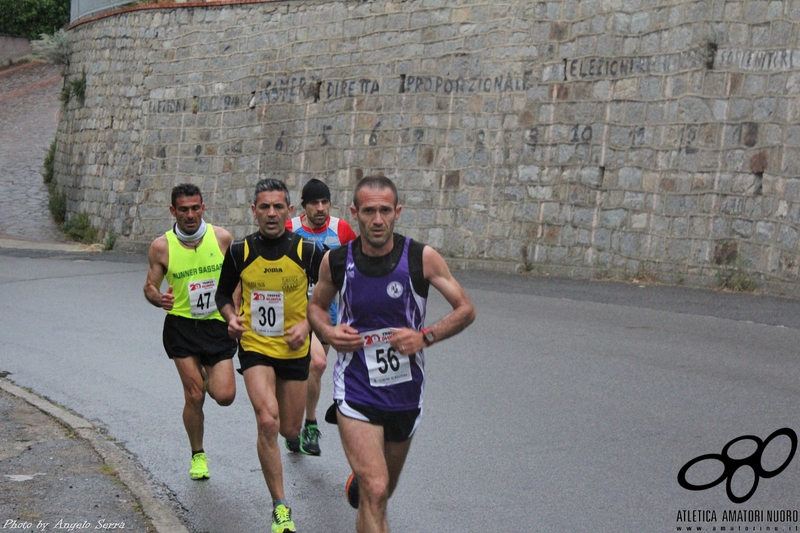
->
[[271, 504, 296, 533], [189, 452, 210, 480]]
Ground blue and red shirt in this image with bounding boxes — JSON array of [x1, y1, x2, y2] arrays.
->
[[287, 214, 357, 323], [287, 214, 357, 252]]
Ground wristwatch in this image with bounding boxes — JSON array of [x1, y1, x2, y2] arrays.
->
[[421, 327, 436, 347]]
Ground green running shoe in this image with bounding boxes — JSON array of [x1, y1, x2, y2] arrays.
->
[[271, 504, 296, 533], [189, 452, 209, 480], [299, 424, 321, 456], [285, 436, 301, 453]]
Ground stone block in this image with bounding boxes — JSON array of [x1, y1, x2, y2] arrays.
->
[[732, 218, 753, 237], [755, 221, 774, 242], [631, 12, 649, 34], [618, 231, 639, 255], [538, 202, 558, 223], [650, 215, 670, 235], [618, 167, 643, 189], [623, 192, 645, 209], [671, 216, 689, 238], [779, 224, 799, 249], [594, 228, 611, 250], [573, 207, 595, 227], [666, 238, 691, 261], [527, 185, 553, 200], [601, 209, 628, 228]]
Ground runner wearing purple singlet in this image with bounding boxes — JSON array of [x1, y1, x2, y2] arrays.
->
[[308, 176, 476, 533]]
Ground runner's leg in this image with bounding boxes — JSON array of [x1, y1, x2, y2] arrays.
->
[[243, 365, 298, 500], [173, 356, 206, 451], [338, 413, 412, 533], [276, 376, 306, 441], [305, 334, 327, 421], [204, 358, 235, 406]]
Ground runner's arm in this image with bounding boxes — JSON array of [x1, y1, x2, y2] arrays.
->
[[389, 245, 475, 355], [308, 252, 363, 352], [213, 226, 239, 313], [143, 237, 174, 309], [282, 242, 322, 350], [305, 241, 322, 286], [215, 245, 246, 339], [423, 245, 476, 341]]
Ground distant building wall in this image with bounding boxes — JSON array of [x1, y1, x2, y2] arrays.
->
[[0, 35, 32, 64], [56, 0, 800, 295]]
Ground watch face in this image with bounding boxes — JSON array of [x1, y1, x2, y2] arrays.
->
[[424, 330, 435, 344]]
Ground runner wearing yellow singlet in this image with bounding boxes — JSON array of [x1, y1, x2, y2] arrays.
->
[[144, 183, 237, 481], [216, 178, 322, 533]]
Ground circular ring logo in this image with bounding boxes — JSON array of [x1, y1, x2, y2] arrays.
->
[[387, 281, 403, 298], [677, 428, 797, 504]]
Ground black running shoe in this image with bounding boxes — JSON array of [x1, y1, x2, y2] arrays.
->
[[299, 424, 321, 456], [345, 472, 359, 509], [285, 436, 301, 453]]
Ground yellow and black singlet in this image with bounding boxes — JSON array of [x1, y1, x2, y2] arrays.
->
[[164, 225, 225, 321], [216, 231, 321, 359]]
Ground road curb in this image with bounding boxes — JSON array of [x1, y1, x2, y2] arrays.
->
[[0, 237, 96, 252], [0, 378, 190, 533]]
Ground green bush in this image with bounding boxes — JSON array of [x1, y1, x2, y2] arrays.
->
[[64, 212, 99, 244], [42, 138, 56, 184], [43, 137, 65, 226], [103, 232, 117, 251], [59, 70, 87, 107], [59, 83, 71, 104], [716, 257, 756, 292], [68, 68, 86, 105], [0, 0, 71, 40], [47, 183, 66, 224], [29, 29, 71, 65]]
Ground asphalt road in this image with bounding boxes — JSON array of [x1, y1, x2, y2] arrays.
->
[[2, 250, 800, 533]]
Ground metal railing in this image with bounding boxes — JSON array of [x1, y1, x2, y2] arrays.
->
[[71, 0, 135, 24]]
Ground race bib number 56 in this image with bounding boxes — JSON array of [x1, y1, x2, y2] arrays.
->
[[251, 290, 284, 336], [362, 328, 412, 387]]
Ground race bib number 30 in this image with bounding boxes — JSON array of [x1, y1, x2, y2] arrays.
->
[[188, 279, 218, 317], [251, 290, 284, 336], [362, 328, 412, 387]]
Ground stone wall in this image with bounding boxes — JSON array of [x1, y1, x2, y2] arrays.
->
[[55, 0, 800, 294]]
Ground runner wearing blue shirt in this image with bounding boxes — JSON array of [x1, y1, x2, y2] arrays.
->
[[285, 178, 357, 455]]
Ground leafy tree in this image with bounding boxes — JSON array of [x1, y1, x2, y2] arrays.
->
[[0, 0, 71, 40]]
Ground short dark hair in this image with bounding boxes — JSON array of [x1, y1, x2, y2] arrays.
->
[[254, 178, 291, 205], [353, 176, 398, 208], [171, 183, 202, 207]]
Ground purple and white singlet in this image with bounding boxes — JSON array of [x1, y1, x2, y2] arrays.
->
[[333, 237, 427, 411]]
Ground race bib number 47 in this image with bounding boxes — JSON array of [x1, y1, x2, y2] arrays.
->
[[188, 279, 218, 317], [251, 290, 284, 336], [362, 328, 412, 387]]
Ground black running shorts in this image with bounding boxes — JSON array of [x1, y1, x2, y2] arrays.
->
[[327, 400, 422, 442], [162, 314, 236, 365], [237, 349, 310, 381]]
